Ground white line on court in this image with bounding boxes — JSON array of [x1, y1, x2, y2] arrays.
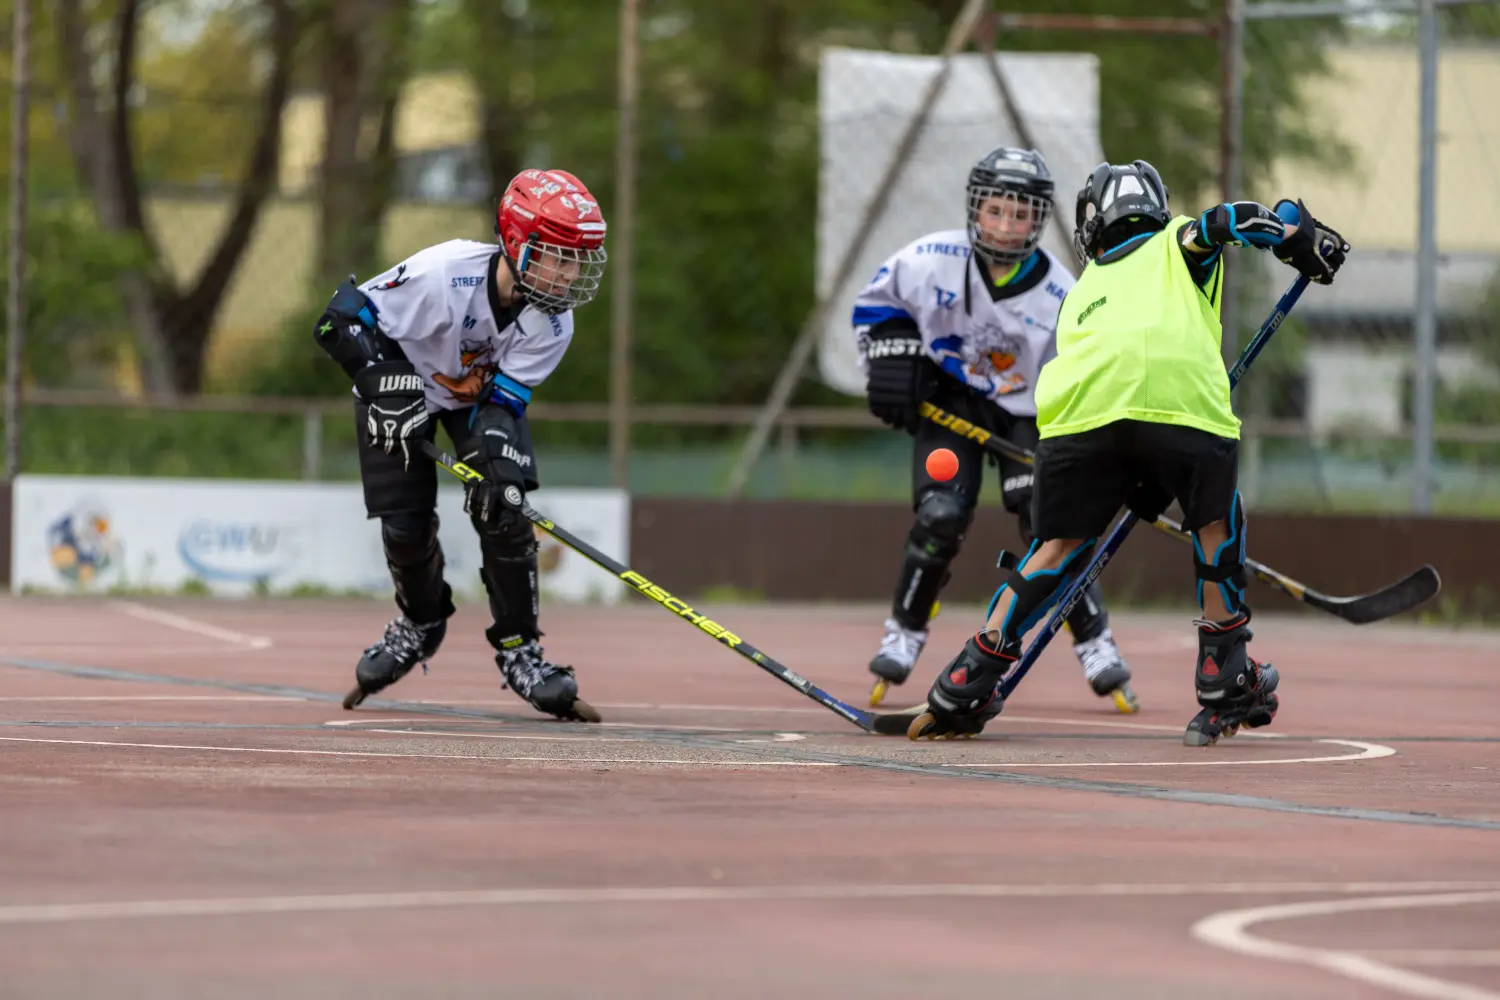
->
[[0, 735, 839, 768], [113, 603, 273, 650], [344, 723, 1384, 768], [0, 645, 259, 657], [323, 716, 764, 735], [945, 739, 1395, 768], [1192, 891, 1500, 1000], [1363, 952, 1500, 968], [355, 727, 808, 746], [329, 706, 1393, 768], [2, 881, 1499, 928], [0, 695, 300, 703]]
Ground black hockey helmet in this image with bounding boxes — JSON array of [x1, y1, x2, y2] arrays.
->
[[1072, 160, 1172, 266], [966, 146, 1054, 268]]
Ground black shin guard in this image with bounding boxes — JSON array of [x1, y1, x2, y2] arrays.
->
[[891, 489, 973, 630], [381, 513, 455, 624], [476, 509, 541, 653]]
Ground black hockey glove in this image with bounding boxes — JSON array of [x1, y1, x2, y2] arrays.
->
[[464, 474, 526, 525], [354, 361, 431, 468], [864, 326, 931, 434], [1271, 199, 1350, 286], [461, 404, 532, 527]]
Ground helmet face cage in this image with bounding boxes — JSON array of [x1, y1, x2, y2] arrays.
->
[[965, 146, 1054, 269], [967, 185, 1051, 268], [511, 239, 607, 315], [497, 168, 608, 315]]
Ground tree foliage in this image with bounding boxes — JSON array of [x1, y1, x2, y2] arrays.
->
[[7, 0, 1354, 407]]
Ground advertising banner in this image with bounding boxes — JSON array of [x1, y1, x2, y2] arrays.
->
[[10, 476, 628, 604]]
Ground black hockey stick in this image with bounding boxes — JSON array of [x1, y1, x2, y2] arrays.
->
[[418, 439, 885, 733], [918, 402, 1441, 624], [875, 275, 1315, 736]]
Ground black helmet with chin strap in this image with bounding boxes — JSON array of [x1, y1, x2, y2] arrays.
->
[[1072, 160, 1172, 266], [967, 146, 1054, 268]]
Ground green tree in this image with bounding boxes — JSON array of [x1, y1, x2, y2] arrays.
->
[[250, 0, 1353, 418], [53, 0, 299, 394], [0, 202, 149, 388]]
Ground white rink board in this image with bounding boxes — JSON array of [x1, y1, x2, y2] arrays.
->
[[11, 475, 628, 604]]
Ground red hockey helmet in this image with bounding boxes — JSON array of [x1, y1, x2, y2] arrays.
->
[[496, 169, 608, 314]]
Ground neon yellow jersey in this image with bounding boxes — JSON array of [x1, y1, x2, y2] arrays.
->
[[1034, 216, 1240, 441]]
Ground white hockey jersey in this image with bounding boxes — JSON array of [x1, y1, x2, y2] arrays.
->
[[358, 239, 575, 414], [851, 229, 1075, 416]]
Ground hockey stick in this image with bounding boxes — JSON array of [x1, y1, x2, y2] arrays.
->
[[418, 439, 883, 733], [998, 275, 1308, 698], [870, 275, 1311, 735], [918, 402, 1440, 624]]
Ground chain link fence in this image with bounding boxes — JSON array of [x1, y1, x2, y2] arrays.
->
[[1236, 3, 1500, 516]]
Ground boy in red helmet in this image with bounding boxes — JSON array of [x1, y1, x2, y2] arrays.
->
[[316, 168, 608, 721]]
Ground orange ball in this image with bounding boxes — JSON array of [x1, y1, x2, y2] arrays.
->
[[925, 447, 959, 482]]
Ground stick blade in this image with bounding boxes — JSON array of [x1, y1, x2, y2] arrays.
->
[[869, 703, 930, 737], [1304, 564, 1442, 624]]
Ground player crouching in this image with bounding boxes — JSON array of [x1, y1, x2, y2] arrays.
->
[[909, 159, 1348, 744], [314, 168, 607, 722]]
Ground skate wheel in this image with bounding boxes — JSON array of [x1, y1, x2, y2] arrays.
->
[[568, 698, 602, 724], [1111, 685, 1141, 715], [869, 678, 891, 707], [342, 685, 367, 711], [906, 711, 940, 741], [930, 600, 941, 621]]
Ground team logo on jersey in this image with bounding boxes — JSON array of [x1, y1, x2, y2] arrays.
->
[[372, 264, 409, 290], [431, 338, 499, 404], [931, 329, 1029, 397]]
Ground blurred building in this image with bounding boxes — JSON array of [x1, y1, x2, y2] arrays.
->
[[1264, 42, 1500, 436]]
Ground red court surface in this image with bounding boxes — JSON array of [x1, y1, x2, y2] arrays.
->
[[2, 594, 1498, 999]]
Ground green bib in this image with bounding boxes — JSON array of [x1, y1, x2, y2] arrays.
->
[[1034, 216, 1240, 441]]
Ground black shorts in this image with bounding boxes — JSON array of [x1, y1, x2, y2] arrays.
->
[[912, 383, 1036, 517], [1031, 419, 1239, 540], [355, 401, 540, 518]]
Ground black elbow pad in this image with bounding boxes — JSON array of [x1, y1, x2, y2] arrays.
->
[[313, 277, 403, 379]]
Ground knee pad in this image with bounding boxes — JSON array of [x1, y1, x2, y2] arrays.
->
[[475, 505, 538, 557], [986, 539, 1097, 645], [911, 488, 973, 559], [891, 489, 974, 629], [1192, 491, 1247, 615], [381, 512, 439, 566]]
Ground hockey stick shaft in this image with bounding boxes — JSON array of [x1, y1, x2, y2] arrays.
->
[[918, 403, 1431, 623], [998, 274, 1311, 700], [418, 439, 878, 732]]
